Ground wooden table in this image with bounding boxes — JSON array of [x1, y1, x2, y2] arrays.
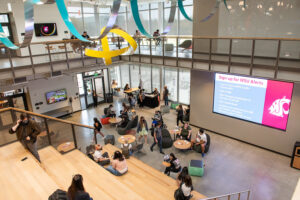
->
[[169, 129, 180, 140], [57, 142, 75, 153], [173, 140, 191, 150], [162, 161, 171, 167], [109, 117, 122, 125], [124, 88, 139, 94], [118, 135, 136, 144]]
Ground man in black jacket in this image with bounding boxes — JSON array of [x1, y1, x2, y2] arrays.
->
[[9, 113, 41, 162]]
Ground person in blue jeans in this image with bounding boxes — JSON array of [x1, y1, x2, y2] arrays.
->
[[163, 86, 169, 106], [105, 151, 128, 176], [150, 122, 165, 154]]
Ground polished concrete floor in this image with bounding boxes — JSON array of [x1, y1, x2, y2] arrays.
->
[[61, 96, 300, 200]]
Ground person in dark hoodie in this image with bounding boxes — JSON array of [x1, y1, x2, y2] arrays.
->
[[67, 174, 91, 200]]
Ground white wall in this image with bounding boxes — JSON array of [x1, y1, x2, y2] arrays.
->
[[27, 75, 81, 115], [0, 0, 69, 56]]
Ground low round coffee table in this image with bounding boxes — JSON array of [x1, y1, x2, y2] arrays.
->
[[109, 117, 122, 124], [118, 135, 136, 144], [162, 161, 171, 167], [173, 140, 191, 150]]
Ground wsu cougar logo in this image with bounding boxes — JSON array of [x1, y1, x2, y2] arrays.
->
[[268, 96, 290, 117]]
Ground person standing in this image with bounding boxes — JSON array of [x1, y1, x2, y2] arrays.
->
[[92, 90, 98, 108], [137, 116, 148, 144], [150, 122, 164, 154], [176, 104, 184, 126], [9, 113, 41, 162], [93, 117, 104, 144], [138, 90, 145, 108], [163, 86, 169, 106]]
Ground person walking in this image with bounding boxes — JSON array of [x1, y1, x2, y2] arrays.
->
[[93, 90, 98, 108], [137, 116, 148, 144], [93, 117, 104, 144], [9, 113, 41, 162], [163, 86, 169, 106], [150, 122, 164, 154]]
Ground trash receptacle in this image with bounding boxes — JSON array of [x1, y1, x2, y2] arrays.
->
[[105, 93, 113, 103]]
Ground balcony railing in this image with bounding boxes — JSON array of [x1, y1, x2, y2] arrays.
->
[[200, 189, 251, 200], [0, 36, 300, 85]]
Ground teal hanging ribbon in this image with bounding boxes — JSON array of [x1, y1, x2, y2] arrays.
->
[[0, 0, 41, 49], [55, 0, 90, 42], [178, 0, 192, 22], [130, 0, 152, 38]]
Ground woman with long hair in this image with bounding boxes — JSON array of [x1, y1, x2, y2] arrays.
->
[[67, 174, 90, 200], [105, 151, 128, 176], [164, 153, 181, 176], [181, 175, 193, 199], [93, 117, 104, 144], [137, 116, 148, 144], [176, 166, 189, 186]]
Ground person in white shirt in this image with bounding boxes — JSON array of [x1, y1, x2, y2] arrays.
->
[[191, 128, 207, 157], [180, 175, 193, 199], [86, 144, 110, 166]]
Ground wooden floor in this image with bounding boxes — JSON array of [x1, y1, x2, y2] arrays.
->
[[0, 142, 58, 200], [1, 142, 206, 200]]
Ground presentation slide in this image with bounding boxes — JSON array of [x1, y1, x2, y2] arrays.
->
[[213, 73, 293, 130]]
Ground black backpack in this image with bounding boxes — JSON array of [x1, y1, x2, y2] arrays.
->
[[48, 189, 68, 200]]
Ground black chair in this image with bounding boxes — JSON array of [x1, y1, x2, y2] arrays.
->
[[130, 115, 139, 129], [162, 129, 173, 149], [104, 107, 108, 116], [117, 115, 138, 135]]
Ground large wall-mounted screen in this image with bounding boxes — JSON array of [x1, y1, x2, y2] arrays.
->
[[34, 23, 57, 37], [213, 73, 293, 130], [46, 89, 67, 104]]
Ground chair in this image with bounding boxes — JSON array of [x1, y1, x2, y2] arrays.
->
[[104, 107, 108, 116], [179, 40, 192, 51], [162, 129, 173, 149], [193, 133, 210, 153], [189, 160, 204, 177], [117, 117, 136, 135], [130, 115, 138, 129]]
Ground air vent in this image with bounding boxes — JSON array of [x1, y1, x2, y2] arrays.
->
[[51, 71, 62, 77], [14, 77, 27, 84]]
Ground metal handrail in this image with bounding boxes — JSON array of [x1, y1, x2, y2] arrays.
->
[[199, 189, 251, 200], [0, 107, 94, 129]]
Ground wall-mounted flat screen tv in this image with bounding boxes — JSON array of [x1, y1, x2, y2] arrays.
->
[[213, 73, 294, 131], [34, 23, 57, 37], [46, 89, 67, 104]]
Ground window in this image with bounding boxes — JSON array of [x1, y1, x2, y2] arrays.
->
[[69, 13, 84, 34], [83, 13, 98, 37], [0, 15, 9, 23], [164, 7, 178, 35], [164, 67, 178, 101], [120, 65, 130, 88], [140, 66, 151, 92], [130, 65, 140, 88], [150, 9, 159, 34], [179, 6, 193, 35], [77, 74, 84, 95], [178, 69, 190, 104], [152, 66, 160, 93], [109, 67, 121, 87]]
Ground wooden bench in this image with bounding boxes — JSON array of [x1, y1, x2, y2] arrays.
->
[[103, 144, 206, 200], [0, 142, 58, 200]]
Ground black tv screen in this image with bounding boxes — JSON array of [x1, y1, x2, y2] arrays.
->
[[34, 23, 57, 37], [46, 89, 67, 104]]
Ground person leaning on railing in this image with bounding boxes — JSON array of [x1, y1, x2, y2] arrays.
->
[[9, 113, 41, 162]]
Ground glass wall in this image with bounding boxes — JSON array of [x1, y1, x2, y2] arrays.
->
[[67, 2, 193, 37], [109, 64, 190, 104]]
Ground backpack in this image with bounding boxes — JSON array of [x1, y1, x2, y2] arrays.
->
[[48, 189, 68, 200], [122, 146, 130, 159], [174, 187, 185, 200]]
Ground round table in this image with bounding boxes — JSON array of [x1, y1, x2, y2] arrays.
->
[[109, 117, 122, 125], [169, 129, 180, 140], [173, 140, 191, 150], [118, 135, 136, 144], [57, 142, 75, 153], [162, 161, 171, 167]]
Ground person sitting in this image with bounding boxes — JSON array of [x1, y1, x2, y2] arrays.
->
[[180, 176, 193, 200], [152, 110, 163, 125], [176, 166, 189, 186], [81, 31, 90, 39], [153, 29, 161, 46], [106, 104, 116, 118], [105, 151, 128, 176], [67, 174, 91, 200], [86, 144, 110, 166], [117, 115, 129, 128], [119, 102, 129, 118], [121, 138, 133, 156], [177, 122, 192, 141], [124, 83, 130, 91], [191, 128, 207, 157], [164, 153, 182, 176]]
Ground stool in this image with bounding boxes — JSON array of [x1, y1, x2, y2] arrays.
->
[[188, 160, 204, 177]]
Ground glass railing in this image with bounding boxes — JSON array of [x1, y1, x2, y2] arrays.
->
[[0, 107, 95, 154], [0, 36, 300, 81]]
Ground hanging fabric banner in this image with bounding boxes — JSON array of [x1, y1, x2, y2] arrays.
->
[[178, 0, 192, 22], [0, 0, 41, 49], [98, 0, 121, 39], [85, 27, 137, 65], [162, 0, 177, 35], [130, 0, 152, 38], [200, 0, 221, 22], [55, 0, 90, 42]]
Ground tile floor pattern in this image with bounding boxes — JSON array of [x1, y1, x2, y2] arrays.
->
[[60, 97, 300, 200]]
